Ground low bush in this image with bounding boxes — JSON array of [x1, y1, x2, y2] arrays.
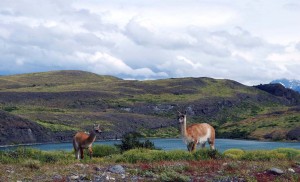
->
[[0, 147, 72, 164], [116, 148, 157, 163], [194, 149, 223, 160], [240, 150, 285, 161], [223, 148, 298, 161], [223, 149, 245, 159], [115, 132, 157, 152], [158, 170, 190, 182], [115, 148, 222, 163], [92, 145, 120, 157], [163, 150, 194, 161], [273, 148, 300, 160], [23, 159, 41, 169]]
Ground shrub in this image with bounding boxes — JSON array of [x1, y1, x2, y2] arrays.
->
[[115, 132, 157, 152], [223, 148, 299, 161], [158, 170, 190, 182], [92, 145, 120, 157], [273, 148, 300, 160], [0, 147, 72, 164], [114, 148, 222, 163], [0, 150, 15, 164], [194, 149, 223, 160], [0, 147, 41, 163], [117, 148, 156, 163], [3, 106, 18, 112], [163, 150, 193, 161], [240, 150, 285, 161], [223, 149, 245, 159], [39, 152, 60, 163], [23, 159, 41, 169]]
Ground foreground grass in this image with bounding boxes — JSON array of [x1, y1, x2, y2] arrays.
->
[[0, 146, 299, 181]]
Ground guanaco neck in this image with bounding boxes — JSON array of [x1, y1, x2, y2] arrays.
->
[[86, 130, 97, 144], [180, 116, 188, 138]]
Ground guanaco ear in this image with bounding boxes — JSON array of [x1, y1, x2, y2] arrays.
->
[[177, 110, 182, 115], [184, 110, 187, 115]]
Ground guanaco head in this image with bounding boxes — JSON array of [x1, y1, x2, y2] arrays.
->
[[177, 110, 187, 124], [93, 124, 102, 134]]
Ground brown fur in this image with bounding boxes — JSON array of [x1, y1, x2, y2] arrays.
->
[[73, 124, 101, 159], [186, 123, 215, 152]]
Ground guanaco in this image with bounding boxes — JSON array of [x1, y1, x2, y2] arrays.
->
[[73, 124, 102, 159], [178, 111, 215, 152]]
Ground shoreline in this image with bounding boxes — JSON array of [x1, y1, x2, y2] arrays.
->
[[0, 138, 121, 149], [0, 137, 299, 149]]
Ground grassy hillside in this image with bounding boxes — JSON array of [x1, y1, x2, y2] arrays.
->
[[0, 70, 299, 145], [0, 70, 120, 92]]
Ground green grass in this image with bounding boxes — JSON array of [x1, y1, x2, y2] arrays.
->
[[112, 148, 222, 163], [92, 145, 120, 158], [1, 147, 299, 166], [140, 127, 180, 138], [0, 70, 121, 92], [0, 147, 73, 164], [1, 147, 299, 182], [35, 120, 79, 132]]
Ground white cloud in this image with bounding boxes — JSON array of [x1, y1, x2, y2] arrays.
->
[[75, 51, 167, 79], [124, 17, 197, 49], [15, 59, 24, 66], [0, 0, 300, 84]]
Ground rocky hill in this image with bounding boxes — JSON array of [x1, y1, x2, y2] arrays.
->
[[254, 83, 300, 105], [0, 70, 299, 145], [0, 110, 51, 145]]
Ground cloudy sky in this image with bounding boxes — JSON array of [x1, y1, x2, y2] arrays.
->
[[0, 0, 300, 85]]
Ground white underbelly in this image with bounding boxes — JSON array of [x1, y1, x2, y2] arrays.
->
[[198, 127, 211, 144]]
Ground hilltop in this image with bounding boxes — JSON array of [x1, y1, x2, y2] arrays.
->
[[0, 70, 299, 145]]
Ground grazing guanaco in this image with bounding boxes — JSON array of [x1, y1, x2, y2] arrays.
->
[[178, 111, 215, 152], [73, 124, 102, 159]]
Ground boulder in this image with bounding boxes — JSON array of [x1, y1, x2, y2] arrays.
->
[[267, 168, 284, 175], [109, 165, 125, 174]]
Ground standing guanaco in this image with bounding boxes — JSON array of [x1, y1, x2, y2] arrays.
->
[[73, 124, 102, 159], [178, 111, 215, 152]]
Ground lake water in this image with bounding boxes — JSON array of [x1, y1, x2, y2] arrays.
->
[[1, 138, 299, 152]]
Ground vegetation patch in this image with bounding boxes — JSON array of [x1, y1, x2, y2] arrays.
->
[[0, 146, 299, 182], [0, 147, 73, 164], [115, 132, 157, 152], [92, 145, 120, 158], [140, 127, 179, 138], [113, 148, 222, 163]]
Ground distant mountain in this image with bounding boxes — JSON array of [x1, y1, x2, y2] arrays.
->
[[271, 79, 300, 93]]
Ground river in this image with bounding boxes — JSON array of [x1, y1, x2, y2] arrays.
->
[[1, 138, 299, 152]]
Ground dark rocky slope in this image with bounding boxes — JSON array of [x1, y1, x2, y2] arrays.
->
[[0, 110, 53, 145]]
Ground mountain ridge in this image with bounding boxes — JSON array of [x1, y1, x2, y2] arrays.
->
[[271, 78, 300, 93]]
